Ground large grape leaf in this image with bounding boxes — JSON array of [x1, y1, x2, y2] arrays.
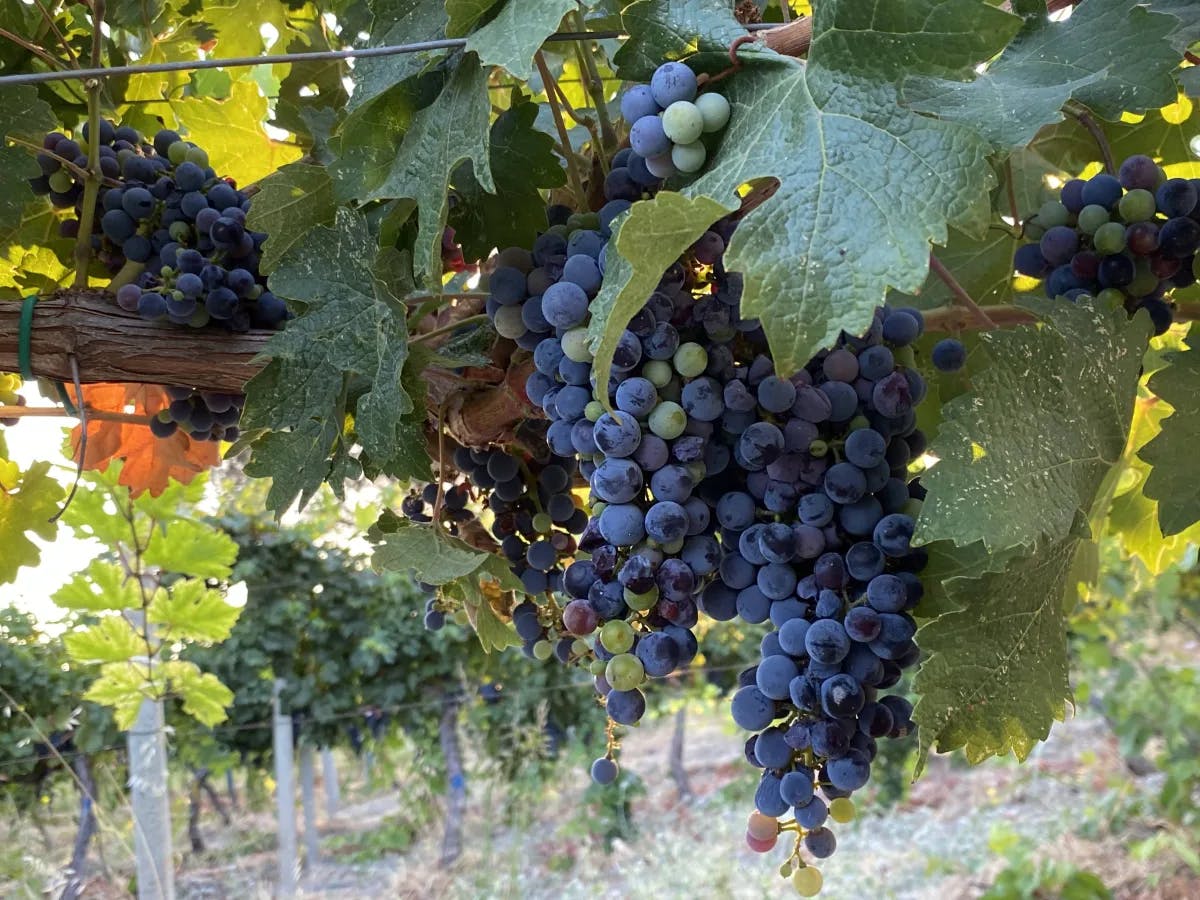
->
[[891, 226, 1019, 311], [904, 0, 1182, 149], [1149, 0, 1200, 52], [912, 536, 1084, 775], [0, 461, 64, 585], [348, 0, 450, 115], [916, 298, 1150, 553], [678, 0, 1019, 376], [446, 0, 500, 36], [374, 520, 517, 587], [586, 192, 728, 407], [0, 85, 56, 233], [1140, 343, 1200, 536], [613, 0, 758, 80], [465, 0, 575, 81], [449, 94, 566, 260], [242, 417, 342, 513], [362, 55, 494, 286], [245, 163, 336, 273]]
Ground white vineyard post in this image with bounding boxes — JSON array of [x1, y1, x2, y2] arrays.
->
[[320, 748, 340, 817], [272, 680, 297, 897], [127, 698, 175, 900], [299, 743, 320, 866]]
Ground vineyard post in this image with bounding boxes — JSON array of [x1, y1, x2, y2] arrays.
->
[[127, 698, 175, 900], [59, 753, 97, 900], [438, 693, 466, 868], [271, 680, 297, 897], [298, 743, 320, 865], [320, 749, 339, 817]]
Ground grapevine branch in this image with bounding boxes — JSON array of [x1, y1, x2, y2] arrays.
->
[[535, 51, 588, 210], [927, 254, 997, 330]]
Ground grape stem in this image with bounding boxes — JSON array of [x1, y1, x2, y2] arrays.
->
[[534, 50, 589, 210], [570, 10, 617, 153], [411, 313, 490, 345], [0, 27, 65, 71], [72, 5, 106, 289], [923, 301, 1200, 332], [927, 254, 998, 330], [1063, 100, 1116, 176]]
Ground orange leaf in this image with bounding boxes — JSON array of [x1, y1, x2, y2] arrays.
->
[[68, 384, 219, 497]]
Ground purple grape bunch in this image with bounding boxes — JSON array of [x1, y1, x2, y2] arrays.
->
[[1015, 155, 1200, 335]]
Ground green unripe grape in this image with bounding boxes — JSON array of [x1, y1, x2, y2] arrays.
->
[[661, 537, 684, 554], [591, 500, 608, 517], [829, 797, 856, 823], [903, 498, 923, 518], [561, 327, 593, 362], [533, 512, 553, 533], [533, 640, 554, 661], [674, 342, 708, 377], [658, 377, 682, 404], [605, 652, 645, 691], [671, 140, 707, 174], [547, 223, 570, 238], [848, 415, 871, 432], [685, 462, 706, 483], [248, 284, 264, 299], [167, 141, 190, 165], [493, 304, 526, 339], [809, 439, 829, 458], [1036, 200, 1070, 228], [571, 638, 589, 657], [1128, 258, 1158, 296], [648, 401, 687, 439], [566, 213, 590, 231], [792, 866, 822, 897], [185, 145, 209, 167], [1118, 188, 1156, 223], [116, 148, 135, 164], [1093, 221, 1127, 255], [643, 359, 673, 387], [600, 619, 635, 654], [169, 221, 191, 242], [1024, 222, 1046, 241], [1076, 204, 1109, 234], [695, 92, 731, 132], [585, 400, 604, 422], [662, 101, 705, 144], [48, 170, 74, 193], [453, 610, 469, 626], [893, 345, 916, 368], [188, 307, 210, 328], [624, 585, 659, 611], [1096, 288, 1126, 307], [589, 658, 608, 676]]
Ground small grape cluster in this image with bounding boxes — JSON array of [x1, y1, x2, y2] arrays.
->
[[620, 61, 731, 178], [1015, 155, 1200, 335], [149, 386, 244, 442], [30, 121, 288, 332], [0, 373, 24, 428]]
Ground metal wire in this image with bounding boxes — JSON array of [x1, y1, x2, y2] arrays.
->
[[0, 23, 783, 87]]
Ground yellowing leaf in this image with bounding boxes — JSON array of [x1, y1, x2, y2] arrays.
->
[[143, 519, 238, 579], [64, 616, 146, 664], [0, 461, 65, 585], [160, 660, 235, 726], [148, 579, 242, 643], [84, 661, 154, 730], [54, 561, 143, 612]]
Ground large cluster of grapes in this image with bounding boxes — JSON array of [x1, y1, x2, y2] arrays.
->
[[147, 385, 244, 442], [480, 131, 931, 886], [620, 61, 731, 178], [30, 120, 287, 331], [1016, 155, 1200, 335]]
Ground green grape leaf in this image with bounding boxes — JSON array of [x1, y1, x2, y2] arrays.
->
[[891, 226, 1019, 311], [84, 661, 153, 730], [245, 163, 336, 273], [904, 0, 1181, 149], [0, 201, 74, 297], [64, 616, 146, 665], [249, 208, 411, 473], [373, 520, 496, 583], [587, 192, 728, 408], [54, 561, 143, 612], [349, 0, 450, 114], [161, 660, 235, 727], [148, 580, 242, 644], [465, 0, 575, 81], [0, 461, 65, 585], [446, 0, 499, 36], [0, 85, 56, 241], [1148, 0, 1200, 53], [446, 572, 523, 653], [914, 540, 1022, 620], [613, 0, 757, 80], [449, 93, 565, 260], [912, 536, 1084, 775], [683, 0, 1019, 377], [1181, 67, 1200, 98], [172, 81, 304, 185], [363, 54, 493, 286], [916, 297, 1150, 553], [242, 416, 341, 513], [143, 519, 238, 579], [1140, 342, 1200, 536]]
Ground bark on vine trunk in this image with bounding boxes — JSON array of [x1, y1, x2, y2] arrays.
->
[[198, 770, 231, 825], [669, 707, 692, 802], [438, 694, 466, 868], [186, 776, 205, 854], [59, 753, 97, 900]]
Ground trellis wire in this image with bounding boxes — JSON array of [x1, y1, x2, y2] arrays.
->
[[0, 24, 783, 87]]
